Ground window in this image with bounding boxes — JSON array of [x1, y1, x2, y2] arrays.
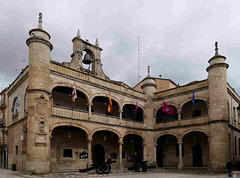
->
[[15, 145, 18, 155], [63, 149, 72, 158], [13, 97, 19, 117], [235, 136, 237, 155], [234, 107, 236, 122]]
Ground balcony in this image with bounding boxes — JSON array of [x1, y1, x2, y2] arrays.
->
[[0, 117, 5, 127], [155, 116, 209, 129], [0, 98, 6, 109], [52, 106, 145, 129], [0, 137, 7, 146]]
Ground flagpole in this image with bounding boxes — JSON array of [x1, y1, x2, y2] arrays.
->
[[72, 101, 74, 118]]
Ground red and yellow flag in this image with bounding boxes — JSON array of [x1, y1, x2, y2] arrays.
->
[[108, 91, 113, 113], [72, 81, 77, 102]]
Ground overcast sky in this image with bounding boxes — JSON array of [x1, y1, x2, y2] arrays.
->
[[1, 0, 240, 95]]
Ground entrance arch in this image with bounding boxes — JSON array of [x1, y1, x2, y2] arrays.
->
[[156, 134, 178, 167], [182, 131, 209, 167], [93, 144, 105, 164], [193, 144, 202, 167]]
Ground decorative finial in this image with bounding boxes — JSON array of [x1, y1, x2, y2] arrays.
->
[[147, 66, 150, 76], [215, 41, 219, 56], [38, 12, 43, 29], [95, 38, 99, 47], [77, 29, 81, 38]]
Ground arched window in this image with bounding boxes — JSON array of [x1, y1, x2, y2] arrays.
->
[[13, 97, 19, 117]]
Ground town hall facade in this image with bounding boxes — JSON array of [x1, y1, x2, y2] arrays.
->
[[0, 13, 240, 174]]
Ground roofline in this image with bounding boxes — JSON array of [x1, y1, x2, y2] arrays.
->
[[0, 87, 8, 95], [133, 77, 177, 89]]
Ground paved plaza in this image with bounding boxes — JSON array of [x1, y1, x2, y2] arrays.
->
[[0, 168, 239, 178]]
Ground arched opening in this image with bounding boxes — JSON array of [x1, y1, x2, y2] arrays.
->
[[156, 106, 177, 123], [93, 144, 105, 164], [192, 144, 202, 167], [122, 104, 144, 122], [156, 135, 178, 167], [123, 134, 143, 168], [181, 99, 208, 119], [92, 130, 119, 165], [82, 50, 94, 71], [182, 131, 209, 167], [50, 126, 88, 171], [52, 86, 88, 111], [92, 96, 119, 117], [12, 97, 19, 118]]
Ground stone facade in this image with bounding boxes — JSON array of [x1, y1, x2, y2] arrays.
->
[[0, 13, 240, 174]]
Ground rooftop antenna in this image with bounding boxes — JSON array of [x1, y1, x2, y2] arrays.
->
[[138, 36, 142, 83]]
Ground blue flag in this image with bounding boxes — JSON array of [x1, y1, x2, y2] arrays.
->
[[192, 89, 195, 106]]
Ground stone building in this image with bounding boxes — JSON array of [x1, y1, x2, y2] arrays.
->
[[0, 13, 240, 174]]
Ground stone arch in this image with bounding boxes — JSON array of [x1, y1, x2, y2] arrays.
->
[[90, 127, 121, 140], [82, 48, 95, 61], [91, 93, 121, 110], [50, 82, 90, 103], [122, 101, 145, 114], [123, 131, 146, 144], [180, 97, 208, 111], [154, 132, 179, 142], [50, 122, 90, 137], [182, 129, 209, 139]]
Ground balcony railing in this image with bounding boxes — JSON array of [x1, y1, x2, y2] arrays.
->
[[0, 137, 7, 145], [0, 98, 6, 107], [52, 106, 145, 129], [0, 117, 5, 127], [155, 116, 209, 129]]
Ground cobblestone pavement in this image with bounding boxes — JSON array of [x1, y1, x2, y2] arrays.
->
[[9, 168, 237, 178], [1, 168, 240, 178]]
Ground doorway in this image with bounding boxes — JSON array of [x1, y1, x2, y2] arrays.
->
[[93, 144, 105, 164], [193, 144, 202, 167]]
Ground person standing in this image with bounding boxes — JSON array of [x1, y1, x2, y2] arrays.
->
[[226, 160, 234, 177]]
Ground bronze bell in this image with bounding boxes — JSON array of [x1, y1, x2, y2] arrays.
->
[[83, 53, 92, 64]]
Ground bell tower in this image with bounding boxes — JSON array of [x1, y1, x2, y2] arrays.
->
[[25, 13, 53, 174], [70, 32, 109, 80], [206, 42, 229, 170]]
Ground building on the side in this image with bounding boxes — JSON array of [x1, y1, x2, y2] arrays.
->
[[0, 13, 240, 174]]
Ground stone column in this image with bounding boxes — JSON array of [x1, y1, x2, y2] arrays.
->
[[178, 141, 183, 169], [87, 138, 92, 167], [88, 102, 92, 120], [119, 139, 123, 170], [119, 109, 122, 125], [178, 110, 181, 125]]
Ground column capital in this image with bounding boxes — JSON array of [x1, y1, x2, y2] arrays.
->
[[87, 138, 93, 142], [177, 141, 183, 145]]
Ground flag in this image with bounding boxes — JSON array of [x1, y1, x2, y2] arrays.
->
[[192, 89, 195, 106], [134, 100, 138, 114], [72, 81, 77, 102], [108, 91, 113, 113], [162, 101, 174, 115]]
